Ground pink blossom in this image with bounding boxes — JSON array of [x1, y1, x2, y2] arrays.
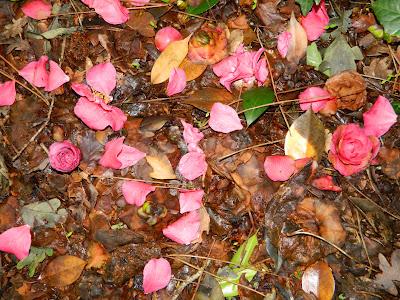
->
[[181, 120, 204, 152], [301, 0, 329, 41], [277, 31, 292, 58], [49, 140, 81, 173], [0, 80, 16, 106], [162, 210, 201, 245], [99, 137, 146, 169], [212, 45, 268, 92], [264, 155, 297, 181], [143, 258, 171, 294], [298, 87, 334, 112], [21, 0, 52, 20], [179, 190, 204, 213], [363, 96, 397, 138], [122, 181, 155, 206], [166, 68, 186, 97], [312, 175, 342, 192], [0, 225, 31, 260], [81, 0, 129, 25], [178, 152, 207, 181], [209, 102, 243, 133]]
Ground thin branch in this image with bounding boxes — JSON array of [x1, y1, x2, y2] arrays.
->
[[218, 139, 284, 161]]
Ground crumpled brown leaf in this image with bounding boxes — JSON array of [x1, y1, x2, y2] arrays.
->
[[325, 70, 367, 110], [378, 147, 400, 179], [375, 249, 400, 296], [126, 11, 155, 37], [363, 57, 393, 80]]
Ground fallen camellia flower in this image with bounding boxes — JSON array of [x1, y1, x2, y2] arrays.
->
[[301, 0, 329, 41], [178, 152, 207, 181], [81, 0, 129, 25], [122, 181, 155, 206], [21, 0, 52, 20], [299, 87, 336, 113], [163, 210, 201, 245], [363, 96, 397, 138], [179, 190, 204, 213], [19, 56, 70, 92], [212, 44, 268, 92], [0, 80, 16, 106], [0, 225, 31, 260], [181, 120, 204, 152], [312, 175, 342, 192], [143, 258, 171, 294], [209, 102, 243, 133], [99, 137, 146, 169], [155, 26, 183, 52], [166, 68, 186, 96], [264, 155, 297, 181], [49, 140, 81, 173]]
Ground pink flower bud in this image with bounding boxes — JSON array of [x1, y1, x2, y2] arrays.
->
[[49, 141, 81, 173], [155, 27, 183, 52]]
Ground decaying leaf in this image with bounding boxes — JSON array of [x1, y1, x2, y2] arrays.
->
[[363, 57, 393, 80], [227, 29, 244, 54], [192, 207, 210, 244], [2, 18, 28, 38], [126, 11, 156, 37], [151, 35, 191, 84], [285, 110, 326, 161], [21, 198, 68, 228], [378, 147, 400, 179], [86, 242, 110, 269], [41, 255, 86, 287], [302, 261, 335, 300], [375, 249, 400, 295], [286, 13, 308, 65], [179, 57, 207, 82], [146, 154, 176, 179], [184, 87, 234, 112]]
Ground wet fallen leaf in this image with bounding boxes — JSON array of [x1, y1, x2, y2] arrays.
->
[[41, 255, 86, 287], [146, 154, 176, 179], [378, 147, 400, 179], [375, 249, 400, 296], [302, 261, 335, 300], [285, 110, 326, 161], [126, 11, 156, 37], [184, 87, 234, 112], [151, 35, 191, 84], [86, 242, 110, 269], [179, 57, 207, 81], [228, 29, 244, 54], [242, 87, 275, 126]]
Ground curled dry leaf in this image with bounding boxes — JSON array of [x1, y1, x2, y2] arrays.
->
[[375, 249, 400, 296], [41, 255, 86, 287], [151, 35, 191, 84], [325, 70, 367, 110], [184, 87, 234, 112], [302, 261, 335, 300], [146, 154, 176, 179], [179, 57, 207, 81]]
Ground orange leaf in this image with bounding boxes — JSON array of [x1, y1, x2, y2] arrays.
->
[[184, 87, 235, 112], [86, 242, 110, 269], [302, 261, 335, 300], [41, 255, 86, 287], [179, 57, 207, 82]]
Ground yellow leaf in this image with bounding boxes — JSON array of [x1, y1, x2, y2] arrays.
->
[[146, 154, 176, 179], [86, 242, 110, 269], [179, 57, 207, 81], [41, 255, 86, 287], [151, 35, 191, 84]]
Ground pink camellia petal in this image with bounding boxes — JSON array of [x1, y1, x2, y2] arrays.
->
[[162, 210, 201, 245], [19, 56, 49, 88], [212, 55, 239, 92], [277, 31, 292, 58], [298, 87, 333, 112], [264, 155, 296, 181], [166, 68, 186, 97], [209, 102, 243, 133], [178, 152, 207, 181], [21, 0, 52, 20], [255, 58, 268, 85], [99, 137, 146, 169], [143, 258, 171, 294], [83, 0, 129, 25], [181, 120, 204, 146], [0, 80, 16, 106], [122, 181, 155, 206], [363, 96, 397, 138], [301, 0, 329, 41], [179, 190, 204, 213], [312, 175, 342, 192], [71, 83, 94, 100], [45, 61, 70, 92], [0, 225, 31, 260], [86, 62, 116, 96], [74, 97, 126, 131]]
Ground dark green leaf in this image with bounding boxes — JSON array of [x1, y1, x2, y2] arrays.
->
[[392, 101, 400, 114], [372, 0, 400, 36], [242, 87, 275, 126], [295, 0, 317, 15], [306, 42, 322, 69], [186, 0, 219, 15]]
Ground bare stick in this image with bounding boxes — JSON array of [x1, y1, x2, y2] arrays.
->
[[218, 139, 284, 161]]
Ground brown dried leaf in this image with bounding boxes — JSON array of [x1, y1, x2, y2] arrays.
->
[[179, 57, 207, 81], [302, 261, 335, 300], [255, 1, 284, 31], [375, 250, 400, 296], [286, 13, 308, 65], [228, 29, 244, 54], [126, 11, 155, 37], [2, 17, 28, 38], [378, 147, 400, 179], [41, 255, 86, 287], [184, 87, 234, 112], [86, 242, 110, 269], [363, 57, 393, 80], [146, 154, 176, 179]]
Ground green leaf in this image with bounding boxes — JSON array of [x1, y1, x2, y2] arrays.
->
[[372, 0, 400, 37], [21, 198, 68, 228], [306, 42, 322, 69], [231, 233, 258, 267], [186, 0, 219, 15], [392, 101, 400, 114], [41, 27, 77, 39], [242, 87, 275, 126], [295, 0, 318, 15], [17, 247, 53, 277]]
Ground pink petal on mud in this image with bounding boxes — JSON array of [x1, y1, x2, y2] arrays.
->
[[166, 68, 186, 96], [178, 152, 207, 181], [209, 102, 243, 133], [264, 155, 296, 181], [181, 120, 204, 146], [162, 210, 201, 245], [21, 0, 52, 20], [0, 80, 16, 106], [85, 0, 129, 25], [19, 56, 49, 88], [45, 61, 70, 92], [0, 225, 31, 260], [363, 96, 397, 138], [74, 97, 126, 131], [301, 0, 329, 41], [86, 62, 116, 96], [298, 87, 333, 112], [118, 144, 146, 169], [122, 181, 155, 206], [99, 137, 145, 169], [277, 31, 292, 58], [179, 189, 204, 213], [143, 258, 171, 294], [312, 175, 342, 192]]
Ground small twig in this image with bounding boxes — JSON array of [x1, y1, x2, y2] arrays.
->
[[356, 210, 373, 276], [218, 139, 284, 161]]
